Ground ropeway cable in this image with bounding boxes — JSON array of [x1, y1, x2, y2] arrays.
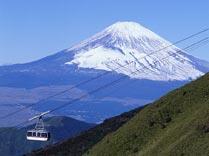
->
[[0, 28, 208, 121], [0, 37, 208, 133]]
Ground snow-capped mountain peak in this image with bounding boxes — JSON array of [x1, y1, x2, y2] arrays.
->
[[68, 21, 170, 52], [104, 21, 163, 41], [65, 21, 205, 81]]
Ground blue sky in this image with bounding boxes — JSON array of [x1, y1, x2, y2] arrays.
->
[[0, 0, 209, 64]]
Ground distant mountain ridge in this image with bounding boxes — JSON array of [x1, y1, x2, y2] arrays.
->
[[0, 116, 95, 156], [26, 106, 146, 156]]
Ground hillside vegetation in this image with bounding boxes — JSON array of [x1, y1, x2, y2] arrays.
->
[[87, 73, 209, 156]]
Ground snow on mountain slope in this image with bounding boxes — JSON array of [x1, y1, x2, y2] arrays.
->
[[65, 21, 204, 81]]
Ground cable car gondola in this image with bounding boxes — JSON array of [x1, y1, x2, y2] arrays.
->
[[26, 111, 50, 141]]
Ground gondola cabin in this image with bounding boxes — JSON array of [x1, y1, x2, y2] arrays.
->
[[26, 112, 51, 142], [27, 129, 50, 141]]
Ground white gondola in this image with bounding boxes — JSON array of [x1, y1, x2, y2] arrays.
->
[[26, 129, 50, 141], [26, 111, 50, 141]]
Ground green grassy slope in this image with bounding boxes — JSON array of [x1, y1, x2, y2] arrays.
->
[[0, 116, 95, 156], [87, 73, 209, 156]]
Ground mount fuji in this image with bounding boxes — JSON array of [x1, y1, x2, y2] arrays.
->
[[0, 21, 209, 125], [66, 22, 206, 81]]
